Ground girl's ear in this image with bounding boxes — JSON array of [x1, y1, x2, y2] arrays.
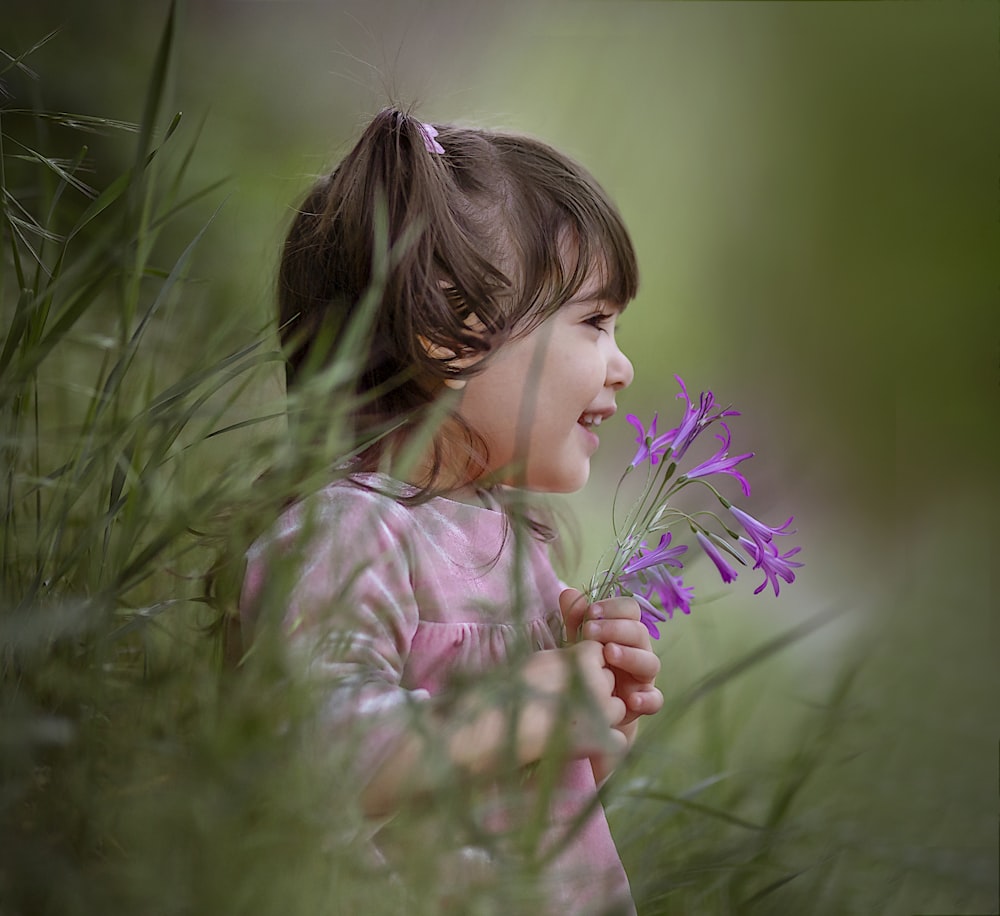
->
[[417, 336, 468, 390], [417, 308, 490, 390]]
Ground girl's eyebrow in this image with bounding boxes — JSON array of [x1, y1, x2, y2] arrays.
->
[[567, 297, 628, 314]]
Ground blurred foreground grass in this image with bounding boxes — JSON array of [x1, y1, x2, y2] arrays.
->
[[1, 5, 997, 915]]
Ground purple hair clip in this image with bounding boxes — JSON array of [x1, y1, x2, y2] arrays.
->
[[418, 121, 445, 155]]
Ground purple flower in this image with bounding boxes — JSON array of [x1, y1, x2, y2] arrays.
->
[[682, 423, 754, 497], [621, 532, 687, 576], [626, 413, 674, 467], [728, 506, 796, 563], [595, 377, 802, 637], [665, 376, 740, 460], [638, 565, 695, 619], [739, 537, 804, 596], [696, 532, 739, 584], [619, 534, 694, 638], [632, 592, 667, 640]]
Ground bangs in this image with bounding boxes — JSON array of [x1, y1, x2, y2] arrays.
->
[[562, 219, 639, 309], [490, 134, 639, 332], [566, 179, 639, 308], [514, 214, 639, 335]]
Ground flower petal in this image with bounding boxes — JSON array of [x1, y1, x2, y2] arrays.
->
[[696, 532, 739, 584], [739, 537, 804, 596], [683, 423, 754, 497], [622, 532, 688, 576]]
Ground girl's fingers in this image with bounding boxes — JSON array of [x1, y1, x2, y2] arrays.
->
[[591, 596, 641, 621], [564, 598, 664, 726], [559, 587, 591, 641], [571, 641, 627, 725], [603, 642, 660, 682], [582, 617, 653, 651], [559, 591, 645, 642], [616, 687, 664, 726], [624, 686, 663, 715]]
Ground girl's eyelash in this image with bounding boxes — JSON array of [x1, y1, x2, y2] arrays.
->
[[584, 312, 622, 334]]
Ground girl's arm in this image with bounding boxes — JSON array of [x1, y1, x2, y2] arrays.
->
[[361, 639, 628, 816], [245, 492, 631, 819]]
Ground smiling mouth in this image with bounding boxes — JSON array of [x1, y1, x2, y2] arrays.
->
[[578, 413, 604, 430]]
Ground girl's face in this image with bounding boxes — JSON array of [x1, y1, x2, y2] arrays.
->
[[455, 273, 634, 492]]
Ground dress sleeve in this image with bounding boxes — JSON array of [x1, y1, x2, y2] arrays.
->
[[241, 488, 431, 779]]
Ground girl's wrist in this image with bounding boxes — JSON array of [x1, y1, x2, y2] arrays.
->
[[444, 683, 560, 774]]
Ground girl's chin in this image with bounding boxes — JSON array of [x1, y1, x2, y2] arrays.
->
[[523, 461, 591, 494]]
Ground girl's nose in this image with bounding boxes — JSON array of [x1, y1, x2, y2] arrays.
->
[[607, 341, 634, 391]]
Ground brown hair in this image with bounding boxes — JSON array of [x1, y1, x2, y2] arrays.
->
[[277, 107, 638, 492]]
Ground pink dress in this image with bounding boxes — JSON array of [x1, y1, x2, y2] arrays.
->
[[241, 473, 635, 914]]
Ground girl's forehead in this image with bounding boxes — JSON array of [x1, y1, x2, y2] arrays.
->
[[564, 238, 632, 300], [565, 267, 629, 310]]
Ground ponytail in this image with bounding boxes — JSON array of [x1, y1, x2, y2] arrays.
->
[[280, 109, 508, 393]]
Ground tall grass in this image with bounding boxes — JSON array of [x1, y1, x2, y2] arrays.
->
[[0, 11, 559, 912], [0, 9, 340, 913], [1, 8, 996, 916]]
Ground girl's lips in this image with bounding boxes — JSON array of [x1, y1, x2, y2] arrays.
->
[[578, 405, 617, 428], [577, 405, 616, 451], [577, 419, 600, 450]]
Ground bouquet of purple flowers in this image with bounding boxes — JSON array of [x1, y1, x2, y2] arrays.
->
[[589, 377, 803, 638]]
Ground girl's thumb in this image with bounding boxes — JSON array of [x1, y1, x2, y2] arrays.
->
[[559, 587, 591, 642]]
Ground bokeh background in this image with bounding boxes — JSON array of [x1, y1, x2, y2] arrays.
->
[[3, 1, 997, 913]]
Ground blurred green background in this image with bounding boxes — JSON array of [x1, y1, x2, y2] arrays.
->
[[3, 1, 997, 913]]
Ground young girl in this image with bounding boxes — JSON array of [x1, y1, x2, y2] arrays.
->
[[240, 109, 662, 914]]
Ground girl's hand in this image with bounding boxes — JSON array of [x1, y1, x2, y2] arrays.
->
[[366, 641, 627, 813], [513, 641, 629, 765], [446, 640, 627, 777], [559, 588, 663, 728]]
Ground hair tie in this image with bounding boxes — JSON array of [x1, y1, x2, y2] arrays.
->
[[418, 121, 445, 155]]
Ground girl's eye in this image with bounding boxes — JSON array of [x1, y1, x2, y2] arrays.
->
[[585, 312, 615, 331]]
